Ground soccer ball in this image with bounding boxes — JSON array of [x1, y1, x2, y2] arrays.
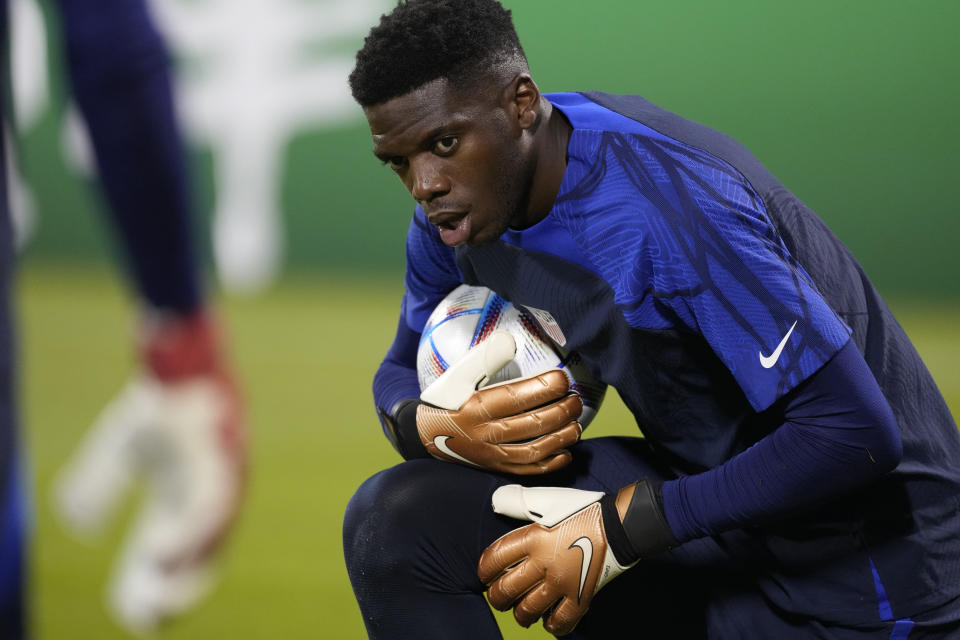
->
[[417, 284, 606, 427]]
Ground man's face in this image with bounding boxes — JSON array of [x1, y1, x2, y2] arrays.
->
[[364, 78, 533, 247]]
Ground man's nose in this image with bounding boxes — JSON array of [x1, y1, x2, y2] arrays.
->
[[409, 161, 450, 203]]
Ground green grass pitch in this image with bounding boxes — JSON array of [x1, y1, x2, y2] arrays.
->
[[18, 265, 959, 639]]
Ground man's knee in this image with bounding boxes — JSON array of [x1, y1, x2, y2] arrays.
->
[[346, 460, 452, 571], [343, 460, 498, 586]]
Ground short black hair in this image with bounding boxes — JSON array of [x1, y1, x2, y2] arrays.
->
[[349, 0, 527, 107]]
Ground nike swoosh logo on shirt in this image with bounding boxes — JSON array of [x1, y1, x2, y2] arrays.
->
[[433, 435, 479, 467], [569, 536, 593, 602], [759, 320, 798, 369]]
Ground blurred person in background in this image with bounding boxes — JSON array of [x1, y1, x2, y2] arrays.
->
[[1, 0, 248, 637]]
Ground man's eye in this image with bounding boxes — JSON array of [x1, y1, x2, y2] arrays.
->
[[434, 136, 459, 155], [383, 156, 406, 170]]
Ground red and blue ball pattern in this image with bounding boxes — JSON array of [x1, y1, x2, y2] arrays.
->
[[417, 285, 606, 427]]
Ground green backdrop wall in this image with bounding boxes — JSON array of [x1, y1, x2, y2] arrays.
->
[[17, 0, 959, 297]]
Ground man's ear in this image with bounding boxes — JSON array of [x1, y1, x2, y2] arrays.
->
[[503, 73, 541, 132]]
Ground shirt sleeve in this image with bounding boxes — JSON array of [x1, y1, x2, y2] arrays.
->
[[661, 339, 902, 541], [401, 208, 463, 333], [372, 208, 460, 417], [611, 133, 853, 412]]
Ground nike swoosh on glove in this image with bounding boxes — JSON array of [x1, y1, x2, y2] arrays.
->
[[53, 310, 247, 634], [417, 332, 584, 475], [478, 481, 677, 635]]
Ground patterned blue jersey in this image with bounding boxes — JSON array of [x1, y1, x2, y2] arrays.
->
[[385, 92, 960, 622], [400, 92, 856, 464]]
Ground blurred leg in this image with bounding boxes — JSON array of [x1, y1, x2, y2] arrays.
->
[[0, 25, 27, 633], [55, 0, 201, 313], [0, 457, 26, 640]]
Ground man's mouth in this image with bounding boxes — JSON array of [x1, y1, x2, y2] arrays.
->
[[426, 209, 465, 227], [427, 210, 471, 246]]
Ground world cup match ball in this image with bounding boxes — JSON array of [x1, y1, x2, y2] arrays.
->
[[417, 284, 606, 427]]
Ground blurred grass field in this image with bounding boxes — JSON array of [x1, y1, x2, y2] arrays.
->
[[18, 264, 959, 639]]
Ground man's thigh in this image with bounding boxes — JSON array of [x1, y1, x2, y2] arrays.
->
[[345, 435, 735, 638]]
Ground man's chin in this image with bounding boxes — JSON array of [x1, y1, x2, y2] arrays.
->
[[465, 231, 500, 247], [463, 232, 504, 248], [441, 210, 513, 247], [466, 217, 514, 247]]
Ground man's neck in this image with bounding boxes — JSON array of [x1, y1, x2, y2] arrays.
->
[[521, 98, 573, 228]]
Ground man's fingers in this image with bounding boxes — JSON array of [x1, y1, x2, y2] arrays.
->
[[53, 378, 149, 537], [159, 381, 247, 570], [478, 526, 536, 586], [418, 367, 583, 475], [503, 450, 573, 476], [433, 429, 576, 474], [460, 441, 573, 475], [543, 596, 585, 637], [110, 534, 217, 634], [159, 465, 246, 571], [513, 582, 561, 628], [486, 562, 541, 611], [479, 395, 583, 444], [498, 421, 582, 464], [452, 421, 580, 471], [471, 369, 572, 418]]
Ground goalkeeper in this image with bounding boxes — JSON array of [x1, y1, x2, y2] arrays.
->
[[0, 1, 247, 637], [343, 1, 960, 638]]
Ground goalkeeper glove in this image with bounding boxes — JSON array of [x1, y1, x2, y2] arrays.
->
[[478, 480, 677, 635], [391, 332, 584, 475], [53, 310, 247, 634]]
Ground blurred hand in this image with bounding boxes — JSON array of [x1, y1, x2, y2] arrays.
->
[[417, 331, 583, 475], [53, 310, 247, 634]]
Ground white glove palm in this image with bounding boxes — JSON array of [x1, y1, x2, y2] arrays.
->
[[54, 358, 245, 633]]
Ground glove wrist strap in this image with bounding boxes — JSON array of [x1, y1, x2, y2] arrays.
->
[[622, 480, 679, 562], [602, 480, 678, 566], [378, 399, 430, 460], [599, 494, 638, 566], [140, 309, 225, 381]]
